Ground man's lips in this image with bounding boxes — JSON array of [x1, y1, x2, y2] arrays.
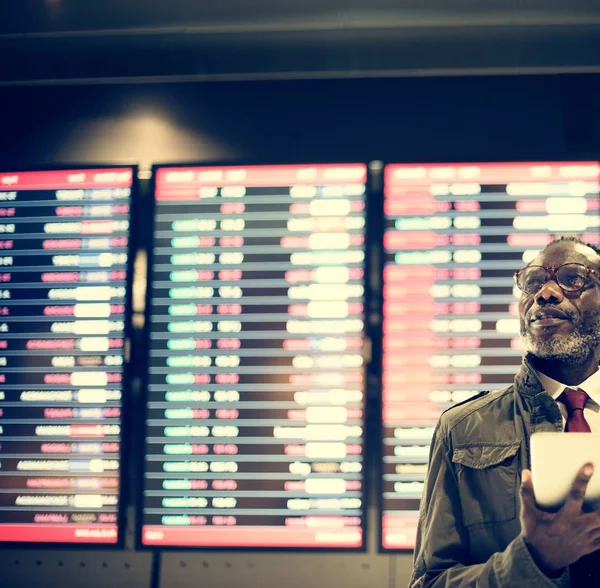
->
[[528, 308, 571, 325], [532, 317, 568, 327]]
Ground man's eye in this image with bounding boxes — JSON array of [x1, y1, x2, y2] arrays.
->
[[562, 274, 585, 288], [525, 278, 543, 290]]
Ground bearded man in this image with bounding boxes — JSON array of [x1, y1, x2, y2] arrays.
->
[[410, 236, 600, 587]]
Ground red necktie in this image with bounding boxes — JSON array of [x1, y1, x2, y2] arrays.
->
[[557, 388, 591, 433], [557, 388, 600, 588], [557, 390, 598, 585]]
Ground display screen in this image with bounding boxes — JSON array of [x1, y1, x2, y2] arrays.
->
[[0, 168, 133, 544], [142, 164, 367, 549], [381, 161, 600, 550]]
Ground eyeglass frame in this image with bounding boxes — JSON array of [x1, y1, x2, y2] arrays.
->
[[513, 263, 600, 295]]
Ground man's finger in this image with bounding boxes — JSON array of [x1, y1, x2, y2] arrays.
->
[[588, 522, 600, 542], [582, 524, 600, 557], [582, 511, 600, 534], [562, 463, 594, 517], [520, 469, 537, 512]]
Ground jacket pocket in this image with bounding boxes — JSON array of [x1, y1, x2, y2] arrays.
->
[[452, 442, 520, 528]]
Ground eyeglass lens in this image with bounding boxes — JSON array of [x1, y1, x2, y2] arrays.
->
[[518, 264, 588, 293]]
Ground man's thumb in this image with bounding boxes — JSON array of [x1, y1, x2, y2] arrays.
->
[[520, 469, 536, 508]]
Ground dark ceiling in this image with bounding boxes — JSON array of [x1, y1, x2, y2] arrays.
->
[[1, 0, 600, 84]]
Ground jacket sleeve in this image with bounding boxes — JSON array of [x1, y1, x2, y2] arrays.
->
[[409, 419, 570, 588]]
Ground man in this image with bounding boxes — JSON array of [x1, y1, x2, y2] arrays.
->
[[410, 236, 600, 587]]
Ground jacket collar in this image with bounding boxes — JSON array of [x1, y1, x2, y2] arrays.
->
[[514, 354, 547, 398], [515, 354, 564, 433]]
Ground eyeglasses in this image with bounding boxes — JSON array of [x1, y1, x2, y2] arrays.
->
[[514, 263, 599, 295]]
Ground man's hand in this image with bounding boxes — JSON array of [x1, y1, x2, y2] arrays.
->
[[520, 464, 600, 574]]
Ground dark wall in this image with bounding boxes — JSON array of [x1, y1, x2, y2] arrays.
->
[[1, 66, 599, 519], [0, 72, 597, 588], [2, 72, 597, 509], [0, 74, 598, 169]]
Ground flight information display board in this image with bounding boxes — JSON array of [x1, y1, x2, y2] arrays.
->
[[0, 167, 133, 545], [381, 161, 600, 550], [142, 164, 367, 549]]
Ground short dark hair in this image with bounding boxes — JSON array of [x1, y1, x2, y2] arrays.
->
[[544, 235, 600, 257]]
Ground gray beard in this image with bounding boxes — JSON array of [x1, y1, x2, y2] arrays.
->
[[521, 312, 600, 364]]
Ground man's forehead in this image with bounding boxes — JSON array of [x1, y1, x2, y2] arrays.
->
[[530, 241, 600, 267]]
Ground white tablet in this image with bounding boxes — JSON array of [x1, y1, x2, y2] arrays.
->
[[530, 432, 600, 511]]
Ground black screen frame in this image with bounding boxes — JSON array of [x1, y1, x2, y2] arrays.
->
[[377, 157, 600, 553], [137, 159, 374, 553], [0, 163, 139, 551]]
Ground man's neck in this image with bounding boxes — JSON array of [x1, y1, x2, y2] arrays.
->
[[529, 353, 600, 386]]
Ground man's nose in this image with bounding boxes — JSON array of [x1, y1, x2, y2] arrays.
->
[[534, 278, 564, 305]]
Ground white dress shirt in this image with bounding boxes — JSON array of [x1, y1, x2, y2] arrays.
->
[[535, 368, 600, 433]]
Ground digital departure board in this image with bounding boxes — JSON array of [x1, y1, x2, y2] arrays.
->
[[142, 163, 367, 549], [0, 167, 133, 545], [381, 161, 600, 550]]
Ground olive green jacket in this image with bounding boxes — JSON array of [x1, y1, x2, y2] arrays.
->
[[410, 357, 571, 587]]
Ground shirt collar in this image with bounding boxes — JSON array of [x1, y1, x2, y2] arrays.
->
[[535, 366, 600, 408]]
